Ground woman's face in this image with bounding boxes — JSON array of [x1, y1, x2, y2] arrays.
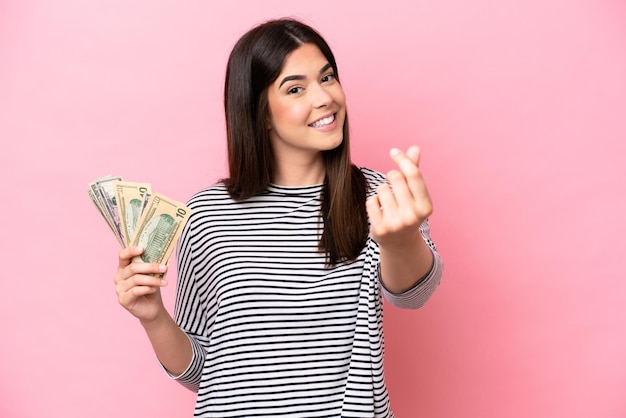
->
[[266, 43, 346, 164]]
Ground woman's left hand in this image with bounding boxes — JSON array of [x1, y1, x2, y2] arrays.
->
[[366, 146, 433, 249]]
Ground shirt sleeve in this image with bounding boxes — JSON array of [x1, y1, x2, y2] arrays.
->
[[378, 219, 443, 309], [159, 207, 210, 393]]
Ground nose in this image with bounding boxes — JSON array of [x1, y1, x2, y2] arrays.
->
[[311, 83, 332, 108]]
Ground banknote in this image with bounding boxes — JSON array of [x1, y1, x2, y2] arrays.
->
[[88, 175, 124, 247], [87, 185, 109, 226], [95, 176, 123, 242], [89, 176, 191, 267], [129, 192, 191, 265], [113, 181, 152, 246]]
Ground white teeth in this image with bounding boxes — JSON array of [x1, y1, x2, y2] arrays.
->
[[310, 114, 334, 128]]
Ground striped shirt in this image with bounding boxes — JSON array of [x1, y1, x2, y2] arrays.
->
[[168, 168, 443, 417]]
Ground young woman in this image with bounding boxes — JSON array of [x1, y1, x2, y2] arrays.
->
[[114, 18, 443, 417]]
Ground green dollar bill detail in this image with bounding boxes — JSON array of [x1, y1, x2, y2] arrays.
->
[[130, 192, 191, 266], [113, 181, 152, 246], [137, 214, 176, 263]]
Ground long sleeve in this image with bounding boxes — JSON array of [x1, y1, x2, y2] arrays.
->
[[163, 209, 211, 392], [377, 218, 443, 309]]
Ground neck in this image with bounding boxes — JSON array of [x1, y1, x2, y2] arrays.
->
[[272, 153, 325, 186]]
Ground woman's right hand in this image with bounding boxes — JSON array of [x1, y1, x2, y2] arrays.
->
[[114, 246, 169, 323]]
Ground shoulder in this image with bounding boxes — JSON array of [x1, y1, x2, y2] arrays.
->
[[182, 182, 237, 229], [358, 167, 387, 197], [186, 182, 231, 209]]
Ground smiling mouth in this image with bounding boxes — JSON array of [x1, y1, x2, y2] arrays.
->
[[309, 113, 335, 128]]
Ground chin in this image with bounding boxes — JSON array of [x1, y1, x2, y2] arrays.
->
[[322, 135, 344, 152]]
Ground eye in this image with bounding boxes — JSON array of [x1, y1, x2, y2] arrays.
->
[[287, 86, 303, 95], [321, 73, 336, 83]]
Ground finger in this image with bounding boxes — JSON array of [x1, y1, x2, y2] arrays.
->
[[127, 262, 167, 279], [118, 246, 144, 269], [389, 147, 430, 204], [117, 284, 161, 308], [117, 271, 167, 293], [375, 182, 399, 216], [389, 148, 420, 180], [114, 261, 167, 285], [128, 285, 160, 297], [386, 169, 419, 217], [366, 194, 383, 228], [406, 145, 421, 166]]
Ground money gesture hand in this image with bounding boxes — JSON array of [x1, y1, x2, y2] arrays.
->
[[366, 146, 433, 250]]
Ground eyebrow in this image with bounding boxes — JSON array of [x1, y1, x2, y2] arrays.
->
[[278, 63, 333, 88]]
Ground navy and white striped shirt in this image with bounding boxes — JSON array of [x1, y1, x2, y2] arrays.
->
[[168, 168, 443, 417]]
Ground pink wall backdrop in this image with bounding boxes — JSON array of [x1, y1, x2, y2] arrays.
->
[[1, 0, 625, 417]]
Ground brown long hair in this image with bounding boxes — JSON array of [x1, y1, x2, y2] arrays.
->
[[222, 18, 368, 265]]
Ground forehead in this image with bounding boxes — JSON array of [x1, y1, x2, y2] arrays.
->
[[278, 43, 329, 75]]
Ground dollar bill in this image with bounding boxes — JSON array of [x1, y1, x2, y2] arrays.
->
[[88, 187, 122, 244], [94, 176, 124, 243], [113, 181, 152, 246], [88, 175, 124, 247], [88, 176, 191, 268], [129, 192, 191, 265]]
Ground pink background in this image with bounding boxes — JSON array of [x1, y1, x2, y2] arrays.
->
[[1, 0, 625, 417]]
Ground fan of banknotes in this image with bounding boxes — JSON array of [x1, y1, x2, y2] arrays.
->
[[88, 175, 191, 265]]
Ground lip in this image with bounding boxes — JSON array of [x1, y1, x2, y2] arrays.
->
[[308, 113, 338, 131]]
